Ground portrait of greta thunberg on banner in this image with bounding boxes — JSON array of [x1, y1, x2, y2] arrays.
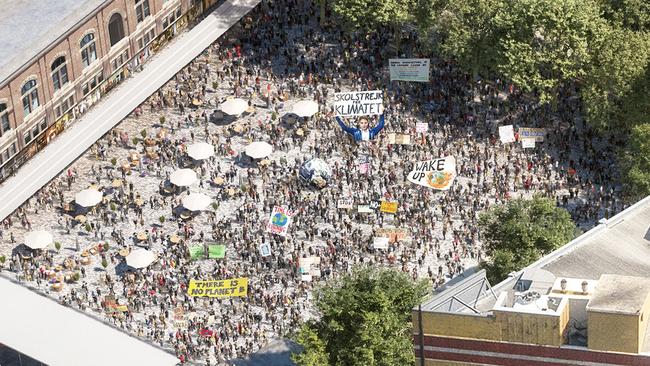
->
[[335, 114, 385, 142]]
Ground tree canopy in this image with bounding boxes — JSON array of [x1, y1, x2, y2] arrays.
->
[[619, 123, 650, 202], [478, 196, 576, 283], [292, 267, 428, 366], [331, 0, 416, 30]]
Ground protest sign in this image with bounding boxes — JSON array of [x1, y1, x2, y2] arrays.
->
[[189, 245, 204, 260], [499, 125, 515, 143], [389, 59, 430, 82], [173, 307, 187, 329], [259, 243, 271, 257], [357, 205, 373, 213], [337, 197, 353, 209], [333, 90, 383, 117], [267, 206, 293, 236], [518, 127, 545, 142], [373, 237, 389, 249], [208, 244, 226, 259], [416, 122, 429, 133], [187, 278, 248, 298], [388, 133, 411, 145], [522, 138, 536, 149], [407, 156, 456, 190], [301, 274, 313, 282], [375, 228, 410, 243], [380, 201, 398, 214]]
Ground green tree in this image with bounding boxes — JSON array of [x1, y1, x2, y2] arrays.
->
[[292, 267, 428, 366], [331, 0, 416, 30], [478, 196, 575, 283], [493, 0, 605, 104], [620, 124, 650, 201]]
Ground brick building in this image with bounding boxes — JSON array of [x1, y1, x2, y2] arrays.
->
[[414, 195, 650, 365], [0, 0, 222, 180]]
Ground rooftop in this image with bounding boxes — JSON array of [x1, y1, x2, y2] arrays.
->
[[0, 0, 108, 86], [586, 274, 650, 315], [0, 275, 179, 366]]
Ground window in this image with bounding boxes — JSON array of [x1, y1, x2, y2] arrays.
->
[[83, 72, 104, 96], [80, 33, 97, 68], [51, 56, 69, 92], [21, 80, 39, 116], [24, 131, 31, 145], [137, 28, 155, 50], [0, 103, 10, 135], [108, 13, 125, 46], [111, 50, 129, 72], [163, 7, 181, 30], [55, 95, 75, 119], [9, 143, 16, 156], [135, 0, 151, 23]]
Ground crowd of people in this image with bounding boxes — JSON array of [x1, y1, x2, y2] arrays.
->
[[0, 0, 626, 364]]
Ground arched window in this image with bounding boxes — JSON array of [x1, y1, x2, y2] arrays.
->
[[80, 33, 97, 68], [108, 13, 125, 46], [0, 103, 10, 135], [51, 56, 69, 91], [135, 0, 151, 23], [21, 80, 39, 116]]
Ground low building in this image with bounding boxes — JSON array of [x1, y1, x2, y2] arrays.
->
[[413, 195, 650, 365], [0, 0, 223, 181]]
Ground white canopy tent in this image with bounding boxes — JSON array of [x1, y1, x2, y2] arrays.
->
[[219, 98, 248, 116], [182, 192, 211, 211], [245, 141, 273, 159], [75, 188, 103, 207], [187, 142, 215, 160], [170, 168, 198, 187], [0, 277, 178, 366], [126, 249, 156, 269], [292, 100, 319, 117], [23, 230, 53, 250]]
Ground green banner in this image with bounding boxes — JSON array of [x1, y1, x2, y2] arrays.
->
[[208, 244, 226, 259], [189, 245, 204, 260]]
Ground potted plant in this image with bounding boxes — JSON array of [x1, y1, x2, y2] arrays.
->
[[140, 129, 148, 139], [159, 116, 166, 125], [54, 241, 61, 251], [111, 157, 117, 167], [159, 216, 166, 224], [271, 111, 278, 121], [85, 223, 92, 232], [0, 255, 6, 271], [101, 258, 108, 270]]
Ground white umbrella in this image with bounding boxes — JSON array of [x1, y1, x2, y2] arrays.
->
[[182, 192, 211, 211], [245, 141, 273, 159], [75, 189, 103, 207], [126, 249, 156, 269], [292, 100, 319, 117], [220, 98, 248, 116], [24, 230, 53, 250], [170, 169, 198, 187], [187, 142, 215, 160]]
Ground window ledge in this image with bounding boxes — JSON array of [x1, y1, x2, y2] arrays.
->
[[81, 59, 101, 75], [136, 15, 156, 30]]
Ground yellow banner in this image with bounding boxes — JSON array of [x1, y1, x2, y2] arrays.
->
[[187, 278, 248, 298], [380, 201, 398, 213]]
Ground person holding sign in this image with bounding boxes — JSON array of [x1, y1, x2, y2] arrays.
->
[[335, 113, 385, 142]]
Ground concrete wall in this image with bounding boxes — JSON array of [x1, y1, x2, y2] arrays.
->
[[493, 302, 569, 347]]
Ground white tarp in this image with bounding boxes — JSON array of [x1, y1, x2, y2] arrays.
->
[[0, 277, 179, 366], [333, 90, 383, 117], [389, 59, 430, 82]]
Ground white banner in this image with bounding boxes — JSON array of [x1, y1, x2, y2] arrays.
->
[[499, 125, 515, 143], [337, 197, 353, 209], [333, 90, 383, 117], [373, 237, 389, 249], [266, 206, 293, 236], [416, 122, 429, 133], [407, 157, 456, 190], [389, 59, 430, 82], [522, 138, 536, 149]]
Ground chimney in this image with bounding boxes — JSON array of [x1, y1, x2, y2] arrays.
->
[[581, 280, 589, 294], [560, 278, 567, 292]]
